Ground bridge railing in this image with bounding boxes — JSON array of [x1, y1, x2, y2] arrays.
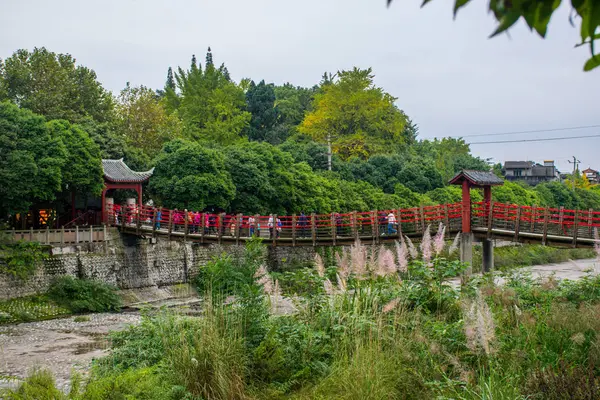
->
[[106, 202, 464, 244], [5, 226, 107, 245], [473, 201, 600, 243]]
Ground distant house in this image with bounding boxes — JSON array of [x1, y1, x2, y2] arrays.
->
[[582, 167, 599, 184], [502, 160, 560, 185]]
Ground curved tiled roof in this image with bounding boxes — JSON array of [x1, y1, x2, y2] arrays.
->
[[102, 159, 154, 183], [449, 170, 504, 186]]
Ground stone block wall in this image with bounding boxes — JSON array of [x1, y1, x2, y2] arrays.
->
[[0, 234, 319, 300]]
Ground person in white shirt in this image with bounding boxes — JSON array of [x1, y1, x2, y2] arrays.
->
[[268, 215, 274, 239], [387, 212, 397, 235]]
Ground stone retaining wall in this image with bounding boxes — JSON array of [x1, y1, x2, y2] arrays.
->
[[0, 232, 317, 300]]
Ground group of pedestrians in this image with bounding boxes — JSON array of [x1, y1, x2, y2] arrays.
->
[[123, 206, 400, 238]]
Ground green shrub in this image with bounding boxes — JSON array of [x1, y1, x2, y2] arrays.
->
[[0, 240, 47, 280], [81, 367, 173, 400], [0, 368, 80, 400], [270, 268, 325, 297], [94, 311, 182, 375], [195, 237, 265, 300], [47, 276, 121, 313]]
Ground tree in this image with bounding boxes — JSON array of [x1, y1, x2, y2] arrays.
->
[[414, 138, 488, 183], [165, 67, 176, 91], [45, 120, 103, 196], [245, 80, 279, 143], [165, 51, 250, 145], [116, 83, 182, 159], [77, 117, 126, 160], [0, 47, 114, 122], [0, 102, 66, 216], [299, 67, 408, 160], [536, 181, 578, 209], [149, 140, 235, 210], [387, 0, 600, 71], [402, 117, 419, 145]]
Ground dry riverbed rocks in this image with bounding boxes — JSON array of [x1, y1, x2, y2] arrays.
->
[[0, 312, 141, 391]]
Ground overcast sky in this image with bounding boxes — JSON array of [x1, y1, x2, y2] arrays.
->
[[1, 0, 598, 173]]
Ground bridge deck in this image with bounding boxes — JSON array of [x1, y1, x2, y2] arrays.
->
[[107, 202, 600, 248]]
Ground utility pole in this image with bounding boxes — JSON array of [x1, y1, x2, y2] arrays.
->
[[568, 156, 581, 190], [327, 133, 332, 171]]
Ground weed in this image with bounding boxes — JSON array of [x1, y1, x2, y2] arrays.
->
[[47, 276, 121, 313]]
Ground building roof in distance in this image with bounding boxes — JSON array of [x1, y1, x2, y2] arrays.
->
[[504, 161, 534, 169], [102, 159, 154, 183], [449, 170, 504, 187]]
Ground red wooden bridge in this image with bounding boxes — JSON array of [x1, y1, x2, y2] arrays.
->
[[106, 201, 600, 248]]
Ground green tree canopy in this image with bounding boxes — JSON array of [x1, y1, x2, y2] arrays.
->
[[165, 50, 250, 145], [0, 101, 66, 216], [246, 80, 279, 143], [149, 139, 235, 211], [0, 47, 114, 122], [299, 67, 408, 160], [45, 120, 103, 196], [117, 83, 182, 159]]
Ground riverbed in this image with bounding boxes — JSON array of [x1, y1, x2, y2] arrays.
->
[[0, 313, 141, 391]]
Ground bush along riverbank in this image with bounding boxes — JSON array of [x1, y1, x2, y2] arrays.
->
[[3, 232, 600, 400], [0, 277, 121, 324]]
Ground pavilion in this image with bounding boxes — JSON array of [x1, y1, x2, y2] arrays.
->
[[449, 170, 504, 272], [101, 159, 154, 223]]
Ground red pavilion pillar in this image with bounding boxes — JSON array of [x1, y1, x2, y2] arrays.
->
[[462, 180, 471, 233]]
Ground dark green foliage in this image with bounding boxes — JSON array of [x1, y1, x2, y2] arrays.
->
[[246, 80, 279, 143], [46, 119, 103, 196], [0, 47, 114, 123], [149, 139, 235, 210], [0, 101, 66, 216], [47, 276, 121, 313]]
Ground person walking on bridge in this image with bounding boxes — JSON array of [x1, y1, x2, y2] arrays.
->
[[298, 212, 308, 238], [276, 216, 282, 238], [248, 215, 256, 237], [155, 208, 162, 230], [387, 212, 397, 235], [268, 214, 274, 239]]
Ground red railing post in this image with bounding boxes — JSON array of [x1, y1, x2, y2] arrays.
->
[[292, 214, 297, 247]]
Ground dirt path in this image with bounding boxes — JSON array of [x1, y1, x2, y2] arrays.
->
[[0, 313, 141, 391]]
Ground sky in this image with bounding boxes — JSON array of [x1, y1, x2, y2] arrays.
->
[[1, 0, 599, 173]]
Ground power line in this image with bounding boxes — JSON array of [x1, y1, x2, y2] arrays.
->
[[468, 133, 600, 145], [459, 124, 600, 138]]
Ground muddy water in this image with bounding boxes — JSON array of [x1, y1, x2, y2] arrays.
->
[[0, 313, 141, 391]]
